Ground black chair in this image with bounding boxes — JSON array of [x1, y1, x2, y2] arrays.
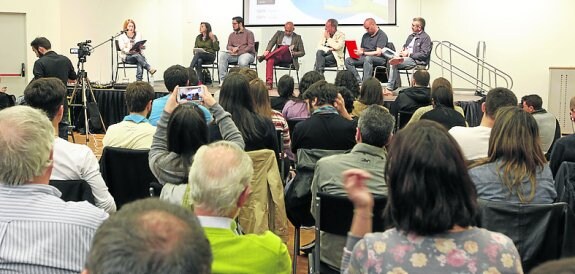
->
[[309, 192, 389, 274], [114, 40, 149, 83], [284, 148, 346, 274], [554, 161, 575, 212], [476, 199, 575, 272], [396, 110, 414, 131], [99, 147, 161, 209], [275, 129, 289, 184], [273, 59, 300, 87], [373, 42, 396, 81], [49, 179, 95, 204], [227, 41, 259, 74], [200, 50, 219, 84], [286, 119, 304, 141]]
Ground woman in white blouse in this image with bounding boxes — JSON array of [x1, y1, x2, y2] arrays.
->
[[118, 19, 156, 81]]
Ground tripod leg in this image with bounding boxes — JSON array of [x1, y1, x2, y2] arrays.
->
[[85, 78, 107, 133]]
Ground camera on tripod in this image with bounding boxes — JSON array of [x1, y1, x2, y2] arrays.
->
[[70, 40, 92, 62]]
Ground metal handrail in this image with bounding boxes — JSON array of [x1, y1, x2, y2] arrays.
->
[[431, 40, 513, 92]]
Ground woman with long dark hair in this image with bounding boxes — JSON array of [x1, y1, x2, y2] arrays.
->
[[469, 106, 556, 203], [149, 85, 243, 205], [211, 73, 277, 153], [351, 77, 385, 117], [341, 120, 522, 273], [190, 22, 219, 84], [282, 71, 324, 120], [420, 85, 466, 129]]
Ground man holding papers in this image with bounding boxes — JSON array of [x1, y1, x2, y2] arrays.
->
[[386, 17, 432, 92], [314, 19, 346, 75], [218, 16, 256, 83], [344, 18, 388, 83], [258, 21, 305, 90]]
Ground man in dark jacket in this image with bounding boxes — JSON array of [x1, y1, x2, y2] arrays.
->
[[390, 69, 431, 117]]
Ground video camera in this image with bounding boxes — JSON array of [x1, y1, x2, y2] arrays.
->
[[70, 40, 92, 62]]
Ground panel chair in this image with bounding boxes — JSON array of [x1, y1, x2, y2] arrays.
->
[[114, 40, 149, 83], [99, 147, 161, 209], [309, 192, 389, 274], [200, 50, 219, 85], [476, 199, 575, 272], [323, 44, 346, 76], [273, 59, 300, 87], [227, 41, 259, 75], [49, 179, 95, 204]]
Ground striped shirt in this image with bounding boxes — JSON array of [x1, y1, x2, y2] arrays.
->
[[0, 184, 108, 273]]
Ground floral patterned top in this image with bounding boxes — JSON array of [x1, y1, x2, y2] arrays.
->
[[342, 227, 523, 274]]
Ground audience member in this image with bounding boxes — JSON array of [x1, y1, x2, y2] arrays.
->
[[420, 85, 466, 129], [218, 16, 255, 83], [449, 87, 517, 160], [314, 19, 346, 74], [521, 94, 560, 154], [30, 36, 77, 139], [25, 78, 116, 213], [271, 75, 294, 111], [341, 120, 522, 273], [292, 80, 356, 152], [530, 257, 575, 274], [149, 85, 243, 206], [549, 96, 575, 176], [407, 77, 465, 125], [210, 73, 277, 153], [386, 17, 432, 92], [189, 141, 291, 273], [0, 86, 15, 110], [258, 21, 305, 89], [282, 71, 324, 120], [337, 86, 356, 115], [0, 105, 108, 273], [83, 199, 212, 274], [149, 65, 211, 125], [190, 22, 219, 84], [250, 78, 294, 161], [469, 106, 556, 203], [390, 69, 431, 117], [351, 77, 385, 117], [103, 81, 156, 149], [236, 67, 259, 82], [344, 18, 388, 83], [311, 105, 394, 270], [334, 70, 360, 99]]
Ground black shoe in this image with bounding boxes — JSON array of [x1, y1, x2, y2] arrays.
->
[[300, 240, 315, 255], [257, 55, 266, 63]]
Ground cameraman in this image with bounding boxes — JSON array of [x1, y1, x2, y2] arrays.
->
[[30, 37, 77, 139]]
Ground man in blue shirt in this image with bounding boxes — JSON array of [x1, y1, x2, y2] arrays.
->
[[149, 65, 212, 125]]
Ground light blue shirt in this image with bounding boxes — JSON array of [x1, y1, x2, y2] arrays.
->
[[123, 113, 149, 123], [149, 94, 213, 126], [0, 184, 108, 273]]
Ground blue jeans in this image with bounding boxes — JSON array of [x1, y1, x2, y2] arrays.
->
[[344, 55, 387, 83], [314, 50, 337, 74], [125, 53, 151, 81], [218, 52, 254, 82], [387, 57, 417, 90]]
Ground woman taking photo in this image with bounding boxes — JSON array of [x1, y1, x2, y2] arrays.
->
[[341, 120, 522, 273], [190, 22, 219, 84], [149, 85, 244, 205], [469, 106, 556, 204], [118, 19, 156, 81]]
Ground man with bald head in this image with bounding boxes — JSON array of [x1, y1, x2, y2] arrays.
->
[[82, 199, 212, 274], [258, 21, 305, 89], [189, 141, 291, 273], [344, 18, 388, 83]]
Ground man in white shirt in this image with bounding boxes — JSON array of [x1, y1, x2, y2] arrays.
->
[[449, 87, 517, 160], [24, 78, 117, 213], [103, 81, 156, 149], [0, 105, 108, 273]]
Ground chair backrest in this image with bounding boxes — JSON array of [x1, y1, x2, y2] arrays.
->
[[476, 199, 575, 272], [554, 161, 575, 212], [285, 148, 347, 227], [99, 147, 159, 209], [49, 179, 95, 204], [316, 192, 389, 235], [286, 119, 304, 140], [396, 110, 414, 131], [114, 39, 121, 52]]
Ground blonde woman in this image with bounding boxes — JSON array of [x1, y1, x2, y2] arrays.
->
[[118, 19, 156, 81]]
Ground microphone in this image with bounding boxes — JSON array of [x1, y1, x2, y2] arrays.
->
[[121, 29, 128, 33]]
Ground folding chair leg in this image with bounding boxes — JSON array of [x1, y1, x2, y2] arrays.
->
[[292, 226, 300, 274]]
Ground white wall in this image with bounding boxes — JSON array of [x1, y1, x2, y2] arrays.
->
[[3, 0, 574, 105]]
